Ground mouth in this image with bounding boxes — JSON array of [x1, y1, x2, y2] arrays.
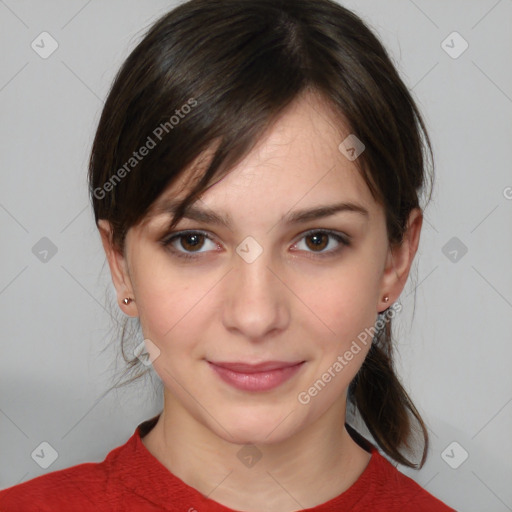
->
[[207, 360, 306, 392]]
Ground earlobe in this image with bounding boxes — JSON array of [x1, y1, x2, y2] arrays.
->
[[97, 220, 138, 317], [378, 209, 423, 312]]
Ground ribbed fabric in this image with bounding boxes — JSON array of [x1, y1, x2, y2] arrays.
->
[[0, 415, 456, 511]]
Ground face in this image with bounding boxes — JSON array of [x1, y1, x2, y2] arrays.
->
[[102, 91, 419, 445]]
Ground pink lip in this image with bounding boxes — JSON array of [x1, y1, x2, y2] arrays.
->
[[208, 360, 305, 392]]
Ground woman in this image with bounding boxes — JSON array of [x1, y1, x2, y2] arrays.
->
[[0, 0, 456, 510]]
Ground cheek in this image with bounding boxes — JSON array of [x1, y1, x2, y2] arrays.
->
[[137, 282, 201, 344], [128, 250, 179, 337], [293, 264, 380, 392], [296, 293, 375, 412], [295, 262, 380, 338], [131, 257, 219, 354], [135, 280, 212, 393]]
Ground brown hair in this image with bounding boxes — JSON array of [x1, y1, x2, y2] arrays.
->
[[89, 0, 434, 468]]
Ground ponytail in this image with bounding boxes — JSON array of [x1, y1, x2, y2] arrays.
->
[[348, 317, 429, 468]]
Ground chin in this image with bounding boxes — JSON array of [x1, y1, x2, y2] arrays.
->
[[211, 407, 302, 446]]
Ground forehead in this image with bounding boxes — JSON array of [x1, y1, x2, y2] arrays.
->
[[148, 91, 377, 223]]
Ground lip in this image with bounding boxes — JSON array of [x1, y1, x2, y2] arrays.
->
[[208, 360, 305, 392]]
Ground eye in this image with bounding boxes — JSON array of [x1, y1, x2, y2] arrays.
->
[[291, 230, 350, 257], [160, 230, 219, 260], [160, 228, 351, 262]]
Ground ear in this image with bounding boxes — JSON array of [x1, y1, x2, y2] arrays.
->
[[98, 220, 138, 317], [378, 208, 423, 313]]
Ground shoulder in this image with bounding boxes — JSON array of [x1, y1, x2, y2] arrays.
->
[[0, 462, 109, 511], [343, 425, 456, 511], [362, 450, 457, 511], [0, 416, 165, 512], [0, 438, 128, 512]]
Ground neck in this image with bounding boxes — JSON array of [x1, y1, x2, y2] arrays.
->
[[142, 392, 371, 512]]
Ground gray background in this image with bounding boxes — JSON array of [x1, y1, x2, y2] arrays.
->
[[1, 1, 511, 510]]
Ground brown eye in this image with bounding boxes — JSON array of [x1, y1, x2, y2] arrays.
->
[[292, 230, 350, 257], [305, 232, 329, 251], [161, 230, 218, 260], [179, 233, 206, 252]]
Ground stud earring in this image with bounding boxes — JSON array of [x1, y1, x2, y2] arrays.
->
[[383, 295, 389, 303], [123, 298, 134, 305]]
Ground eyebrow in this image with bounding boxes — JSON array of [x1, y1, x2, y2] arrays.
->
[[154, 199, 369, 228]]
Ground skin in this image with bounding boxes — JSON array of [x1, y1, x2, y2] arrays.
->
[[99, 90, 422, 512]]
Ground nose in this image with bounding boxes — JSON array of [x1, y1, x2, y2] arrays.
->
[[221, 249, 290, 342]]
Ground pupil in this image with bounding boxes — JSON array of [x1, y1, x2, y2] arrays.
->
[[183, 234, 203, 251], [307, 233, 327, 251]]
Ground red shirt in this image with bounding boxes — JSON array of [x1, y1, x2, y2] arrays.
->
[[0, 415, 456, 511]]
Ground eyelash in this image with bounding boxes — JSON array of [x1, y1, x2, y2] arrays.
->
[[160, 229, 351, 261]]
